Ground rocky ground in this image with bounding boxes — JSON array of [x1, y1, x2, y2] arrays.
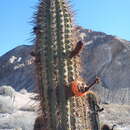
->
[[0, 86, 38, 130], [99, 104, 130, 130], [0, 86, 129, 130]]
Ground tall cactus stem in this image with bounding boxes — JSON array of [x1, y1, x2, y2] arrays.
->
[[86, 91, 100, 130], [33, 0, 101, 130]]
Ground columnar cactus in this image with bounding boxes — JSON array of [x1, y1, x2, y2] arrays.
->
[[33, 0, 101, 130], [85, 91, 100, 130]]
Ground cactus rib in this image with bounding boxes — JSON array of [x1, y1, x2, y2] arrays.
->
[[33, 0, 101, 130]]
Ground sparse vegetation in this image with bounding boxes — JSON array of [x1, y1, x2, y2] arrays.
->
[[0, 96, 15, 113], [0, 85, 15, 103]]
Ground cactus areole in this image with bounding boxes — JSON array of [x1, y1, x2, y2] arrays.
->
[[33, 0, 100, 130]]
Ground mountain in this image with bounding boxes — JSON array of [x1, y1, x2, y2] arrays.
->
[[0, 45, 36, 92], [0, 26, 130, 104], [77, 26, 130, 104]]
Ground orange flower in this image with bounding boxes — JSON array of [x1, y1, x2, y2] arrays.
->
[[71, 81, 87, 97]]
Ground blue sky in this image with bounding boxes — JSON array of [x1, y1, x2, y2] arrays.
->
[[0, 0, 130, 56]]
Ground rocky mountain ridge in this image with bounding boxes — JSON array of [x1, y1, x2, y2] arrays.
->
[[0, 26, 130, 104], [0, 45, 36, 91]]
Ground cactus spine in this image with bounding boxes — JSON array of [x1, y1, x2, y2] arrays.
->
[[33, 0, 100, 130], [85, 92, 100, 130]]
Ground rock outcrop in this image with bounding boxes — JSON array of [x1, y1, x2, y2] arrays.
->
[[0, 45, 36, 92], [77, 26, 130, 104]]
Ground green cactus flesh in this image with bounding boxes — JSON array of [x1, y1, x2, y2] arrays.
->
[[34, 0, 100, 130], [85, 92, 100, 130]]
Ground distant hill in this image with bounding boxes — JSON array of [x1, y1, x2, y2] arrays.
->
[[0, 26, 130, 104], [0, 45, 36, 91]]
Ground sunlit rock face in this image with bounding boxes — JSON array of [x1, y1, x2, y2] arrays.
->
[[77, 26, 130, 104], [0, 45, 36, 92], [80, 28, 130, 90], [0, 26, 130, 104]]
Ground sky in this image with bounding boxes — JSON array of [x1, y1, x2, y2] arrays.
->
[[0, 0, 130, 56]]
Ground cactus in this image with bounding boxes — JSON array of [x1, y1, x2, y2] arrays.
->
[[85, 91, 100, 130], [34, 115, 44, 130], [33, 0, 100, 130]]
